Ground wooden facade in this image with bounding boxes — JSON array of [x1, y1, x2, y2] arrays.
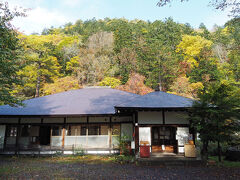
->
[[0, 88, 195, 155]]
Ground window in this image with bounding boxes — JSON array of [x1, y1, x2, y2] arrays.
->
[[65, 125, 110, 136], [100, 125, 108, 135], [6, 126, 17, 137], [112, 125, 120, 135], [52, 126, 62, 136], [81, 126, 87, 135], [20, 125, 30, 136], [88, 126, 99, 135], [66, 125, 81, 136]]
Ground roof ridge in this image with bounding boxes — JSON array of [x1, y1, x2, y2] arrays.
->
[[148, 91, 194, 100]]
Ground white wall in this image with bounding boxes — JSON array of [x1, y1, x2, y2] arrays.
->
[[138, 112, 163, 124], [165, 111, 189, 124], [0, 125, 6, 149]]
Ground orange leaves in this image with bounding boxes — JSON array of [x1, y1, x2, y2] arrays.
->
[[117, 73, 153, 95]]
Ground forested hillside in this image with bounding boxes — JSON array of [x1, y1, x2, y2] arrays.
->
[[15, 17, 240, 100]]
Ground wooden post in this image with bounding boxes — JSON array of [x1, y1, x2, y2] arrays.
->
[[135, 126, 139, 155], [134, 112, 139, 155], [3, 125, 7, 151], [86, 116, 89, 147], [62, 126, 65, 149], [162, 109, 165, 124], [15, 118, 21, 155], [50, 127, 52, 151], [109, 116, 112, 149]]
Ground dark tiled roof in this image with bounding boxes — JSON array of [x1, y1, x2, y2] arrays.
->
[[0, 88, 140, 116], [115, 91, 194, 109]]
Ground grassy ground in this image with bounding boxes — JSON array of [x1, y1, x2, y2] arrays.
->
[[0, 154, 134, 165], [209, 156, 240, 167]]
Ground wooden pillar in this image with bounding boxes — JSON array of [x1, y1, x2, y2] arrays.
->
[[162, 109, 165, 124], [50, 127, 52, 150], [62, 117, 66, 149], [62, 127, 65, 148], [109, 116, 112, 149], [86, 116, 89, 146], [134, 112, 139, 154], [188, 111, 196, 145], [15, 118, 21, 155], [3, 125, 8, 151]]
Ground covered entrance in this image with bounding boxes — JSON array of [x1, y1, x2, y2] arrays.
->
[[139, 126, 179, 154], [151, 126, 177, 153]]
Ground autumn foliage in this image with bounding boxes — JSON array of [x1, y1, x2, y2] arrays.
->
[[117, 73, 153, 95], [42, 76, 81, 95]]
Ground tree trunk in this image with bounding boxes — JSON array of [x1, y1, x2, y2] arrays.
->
[[201, 140, 208, 161], [159, 75, 163, 91], [218, 140, 222, 162]]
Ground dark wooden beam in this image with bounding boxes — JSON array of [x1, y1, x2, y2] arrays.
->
[[15, 118, 21, 155], [162, 109, 165, 124], [3, 125, 8, 151], [109, 116, 112, 149], [134, 111, 139, 154]]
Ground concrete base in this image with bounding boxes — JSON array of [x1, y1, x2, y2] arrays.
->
[[0, 149, 120, 155]]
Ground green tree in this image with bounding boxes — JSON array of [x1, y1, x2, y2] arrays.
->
[[17, 35, 61, 97], [137, 18, 188, 91], [190, 81, 240, 161], [0, 2, 25, 105], [157, 0, 240, 17]]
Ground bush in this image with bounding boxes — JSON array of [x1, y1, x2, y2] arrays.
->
[[225, 146, 240, 161], [195, 140, 229, 156], [74, 147, 85, 156]]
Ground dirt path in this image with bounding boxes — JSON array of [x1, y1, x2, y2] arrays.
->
[[0, 157, 239, 179]]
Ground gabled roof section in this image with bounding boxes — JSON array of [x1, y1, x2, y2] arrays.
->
[[115, 91, 195, 109], [0, 88, 140, 116]]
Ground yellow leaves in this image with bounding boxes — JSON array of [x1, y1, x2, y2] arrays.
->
[[42, 76, 81, 96], [177, 35, 213, 56], [189, 82, 204, 91], [187, 57, 199, 67], [141, 28, 148, 34], [177, 35, 213, 67], [98, 77, 121, 88], [222, 27, 229, 35], [66, 56, 79, 71], [19, 34, 81, 53]]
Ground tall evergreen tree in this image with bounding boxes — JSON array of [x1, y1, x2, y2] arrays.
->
[[0, 2, 25, 105]]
